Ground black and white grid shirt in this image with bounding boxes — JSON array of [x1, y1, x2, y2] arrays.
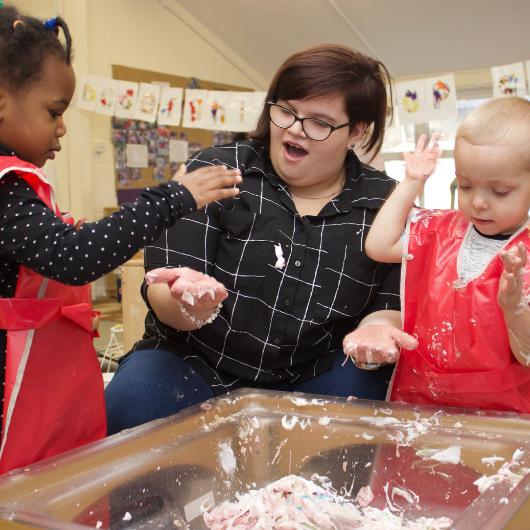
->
[[0, 143, 196, 426], [138, 140, 401, 393]]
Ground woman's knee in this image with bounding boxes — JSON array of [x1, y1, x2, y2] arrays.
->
[[105, 349, 213, 434]]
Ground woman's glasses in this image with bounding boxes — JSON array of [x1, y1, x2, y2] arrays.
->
[[267, 102, 353, 141]]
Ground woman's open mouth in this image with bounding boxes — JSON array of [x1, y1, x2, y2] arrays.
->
[[283, 141, 308, 160]]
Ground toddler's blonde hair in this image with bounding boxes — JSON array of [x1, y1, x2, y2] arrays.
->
[[456, 97, 530, 169]]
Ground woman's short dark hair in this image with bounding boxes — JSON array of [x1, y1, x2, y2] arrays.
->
[[250, 43, 392, 155], [0, 5, 72, 90]]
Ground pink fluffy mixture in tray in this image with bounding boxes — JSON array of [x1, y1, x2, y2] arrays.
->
[[202, 474, 452, 530]]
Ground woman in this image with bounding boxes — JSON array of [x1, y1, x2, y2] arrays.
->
[[105, 44, 410, 434]]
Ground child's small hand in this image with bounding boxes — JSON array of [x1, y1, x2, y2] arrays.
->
[[172, 164, 242, 209], [342, 325, 418, 369], [145, 266, 228, 312], [498, 242, 528, 314], [74, 216, 87, 230], [403, 133, 442, 182]]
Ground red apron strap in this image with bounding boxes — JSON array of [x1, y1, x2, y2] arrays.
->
[[0, 298, 61, 330]]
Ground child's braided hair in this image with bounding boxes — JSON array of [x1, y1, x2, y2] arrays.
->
[[0, 4, 72, 90]]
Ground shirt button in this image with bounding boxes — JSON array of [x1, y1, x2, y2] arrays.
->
[[283, 298, 291, 307], [294, 260, 301, 267], [273, 337, 280, 345]]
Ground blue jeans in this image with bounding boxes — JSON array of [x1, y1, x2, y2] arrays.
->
[[105, 349, 393, 435]]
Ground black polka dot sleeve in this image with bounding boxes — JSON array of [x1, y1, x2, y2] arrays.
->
[[0, 173, 196, 286]]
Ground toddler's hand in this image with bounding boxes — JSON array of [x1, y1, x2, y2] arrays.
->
[[172, 164, 241, 209], [145, 267, 228, 311], [342, 325, 418, 370], [498, 242, 528, 314], [403, 133, 441, 182]]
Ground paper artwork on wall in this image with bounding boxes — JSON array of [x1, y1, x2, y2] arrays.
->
[[429, 75, 457, 121], [182, 89, 208, 128], [395, 75, 457, 125], [183, 89, 266, 132], [94, 78, 119, 116], [395, 80, 429, 125], [157, 87, 183, 126], [491, 62, 526, 97], [126, 143, 148, 168], [204, 91, 230, 131], [76, 75, 99, 111], [115, 81, 139, 119], [224, 91, 266, 132], [133, 83, 161, 123], [169, 140, 189, 162]]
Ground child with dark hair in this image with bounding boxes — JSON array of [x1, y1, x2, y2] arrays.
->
[[0, 5, 241, 472]]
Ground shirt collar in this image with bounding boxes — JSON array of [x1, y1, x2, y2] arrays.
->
[[333, 150, 396, 212], [243, 142, 395, 213]]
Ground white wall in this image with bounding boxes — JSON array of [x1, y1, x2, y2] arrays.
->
[[14, 0, 263, 220]]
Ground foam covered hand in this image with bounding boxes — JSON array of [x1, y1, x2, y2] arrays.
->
[[498, 242, 528, 315], [145, 267, 228, 311], [403, 133, 441, 182], [342, 325, 418, 369]]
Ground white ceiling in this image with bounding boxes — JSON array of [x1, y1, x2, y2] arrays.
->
[[175, 0, 530, 88]]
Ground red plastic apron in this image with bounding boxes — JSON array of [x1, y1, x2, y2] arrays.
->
[[390, 209, 530, 413], [0, 156, 106, 473]]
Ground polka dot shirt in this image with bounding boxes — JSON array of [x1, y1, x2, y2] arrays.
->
[[0, 155, 196, 429]]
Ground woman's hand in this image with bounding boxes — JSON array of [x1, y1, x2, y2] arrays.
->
[[403, 133, 441, 182], [172, 164, 242, 209], [145, 267, 228, 311], [498, 242, 528, 315], [343, 325, 418, 369]]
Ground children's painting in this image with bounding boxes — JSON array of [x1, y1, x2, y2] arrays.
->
[[224, 91, 266, 132], [157, 87, 184, 126], [491, 62, 526, 97], [182, 89, 208, 128], [115, 81, 139, 119], [204, 91, 230, 131], [396, 75, 457, 125], [429, 74, 457, 120], [133, 83, 161, 123], [395, 80, 429, 125], [76, 75, 99, 112], [94, 79, 119, 116]]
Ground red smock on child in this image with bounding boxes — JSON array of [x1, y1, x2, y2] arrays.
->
[[389, 208, 530, 413], [0, 156, 106, 473]]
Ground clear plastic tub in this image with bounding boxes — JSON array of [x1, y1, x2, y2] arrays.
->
[[0, 389, 529, 529]]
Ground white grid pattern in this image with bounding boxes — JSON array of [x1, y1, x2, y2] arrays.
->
[[140, 140, 400, 393]]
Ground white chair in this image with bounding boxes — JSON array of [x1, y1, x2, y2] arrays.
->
[[101, 323, 124, 387]]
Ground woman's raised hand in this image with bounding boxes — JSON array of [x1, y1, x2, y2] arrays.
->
[[403, 133, 442, 182], [145, 267, 228, 311], [172, 164, 242, 209]]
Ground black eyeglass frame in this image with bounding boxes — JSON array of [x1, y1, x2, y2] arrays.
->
[[267, 101, 354, 141]]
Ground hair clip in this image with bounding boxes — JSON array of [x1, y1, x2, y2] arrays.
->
[[43, 17, 59, 31]]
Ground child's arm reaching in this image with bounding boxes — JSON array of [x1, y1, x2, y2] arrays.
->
[[498, 242, 530, 366], [365, 134, 441, 263], [0, 164, 241, 287]]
